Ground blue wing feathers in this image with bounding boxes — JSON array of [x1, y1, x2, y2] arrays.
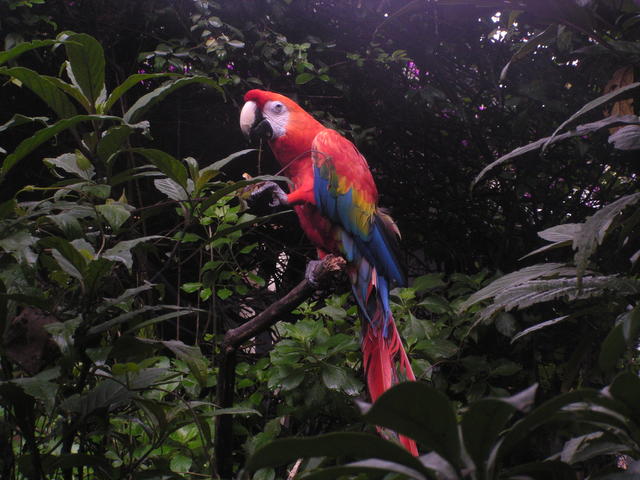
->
[[313, 155, 405, 338]]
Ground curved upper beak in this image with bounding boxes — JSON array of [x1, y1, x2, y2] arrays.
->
[[240, 101, 273, 143]]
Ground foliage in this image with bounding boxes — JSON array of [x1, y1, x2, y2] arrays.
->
[[0, 0, 639, 479]]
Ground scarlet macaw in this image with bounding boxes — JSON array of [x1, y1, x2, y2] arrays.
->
[[240, 89, 417, 455]]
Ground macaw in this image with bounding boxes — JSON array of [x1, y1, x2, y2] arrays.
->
[[240, 89, 417, 455]]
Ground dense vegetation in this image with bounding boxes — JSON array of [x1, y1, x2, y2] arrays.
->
[[0, 0, 639, 479]]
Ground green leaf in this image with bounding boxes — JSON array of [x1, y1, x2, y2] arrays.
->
[[574, 193, 640, 282], [123, 76, 223, 124], [412, 273, 445, 292], [60, 32, 106, 109], [0, 66, 77, 118], [511, 315, 570, 343], [360, 382, 462, 469], [103, 73, 179, 113], [170, 455, 192, 474], [44, 73, 92, 112], [0, 114, 49, 134], [458, 263, 567, 312], [96, 203, 131, 230], [609, 125, 640, 150], [154, 178, 189, 201], [496, 389, 601, 464], [102, 236, 162, 270], [301, 460, 430, 480], [599, 308, 640, 372], [472, 115, 640, 187], [132, 148, 189, 189], [321, 364, 349, 391], [41, 237, 87, 281], [245, 432, 428, 476], [97, 125, 140, 163], [500, 25, 556, 82], [295, 72, 315, 84], [543, 83, 640, 152], [1, 114, 122, 177], [609, 372, 640, 427], [216, 287, 233, 299], [0, 39, 62, 66], [43, 152, 94, 180], [161, 340, 208, 387]]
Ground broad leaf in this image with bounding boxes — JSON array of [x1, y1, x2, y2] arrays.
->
[[0, 39, 62, 66], [0, 66, 77, 118], [96, 203, 131, 230], [500, 25, 556, 82], [103, 73, 179, 113], [60, 32, 106, 109], [473, 115, 640, 186], [574, 193, 640, 281], [123, 76, 222, 124], [1, 114, 122, 177], [511, 315, 570, 342], [458, 263, 567, 312], [102, 236, 162, 270], [461, 385, 536, 474], [360, 382, 462, 469], [543, 83, 640, 152], [609, 125, 640, 150], [0, 114, 48, 134], [599, 308, 640, 372], [132, 148, 189, 189], [246, 432, 428, 475]]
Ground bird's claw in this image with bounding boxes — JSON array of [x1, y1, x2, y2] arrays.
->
[[305, 259, 324, 287], [249, 181, 288, 208]]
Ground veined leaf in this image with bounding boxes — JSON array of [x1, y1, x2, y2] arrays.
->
[[102, 235, 162, 270], [44, 73, 91, 112], [203, 148, 256, 173], [60, 32, 106, 109], [359, 382, 462, 469], [1, 114, 122, 178], [132, 148, 188, 189], [478, 275, 639, 322], [609, 125, 640, 150], [0, 66, 77, 118], [246, 432, 428, 476], [500, 25, 556, 82], [511, 315, 571, 342], [123, 76, 222, 124], [543, 83, 640, 152], [473, 115, 640, 186], [599, 308, 640, 372], [0, 114, 49, 134], [574, 193, 640, 282], [103, 72, 179, 113], [458, 263, 568, 312], [0, 39, 63, 66]]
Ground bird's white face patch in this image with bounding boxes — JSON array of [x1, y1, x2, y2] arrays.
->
[[262, 100, 289, 138]]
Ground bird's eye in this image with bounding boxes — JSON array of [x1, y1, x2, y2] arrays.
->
[[272, 102, 284, 114]]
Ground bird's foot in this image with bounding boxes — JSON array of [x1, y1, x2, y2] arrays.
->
[[305, 259, 324, 287], [305, 255, 346, 287], [249, 181, 288, 208]]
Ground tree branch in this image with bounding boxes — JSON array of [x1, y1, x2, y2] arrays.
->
[[214, 254, 345, 478]]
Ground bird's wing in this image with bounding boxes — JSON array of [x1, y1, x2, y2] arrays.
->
[[311, 129, 404, 286]]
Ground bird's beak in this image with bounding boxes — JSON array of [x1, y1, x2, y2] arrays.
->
[[240, 101, 273, 144]]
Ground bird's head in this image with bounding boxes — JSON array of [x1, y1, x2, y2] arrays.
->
[[240, 89, 321, 145]]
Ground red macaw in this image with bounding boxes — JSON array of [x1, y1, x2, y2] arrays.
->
[[240, 89, 417, 455]]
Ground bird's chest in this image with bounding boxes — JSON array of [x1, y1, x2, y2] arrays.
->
[[294, 204, 340, 254]]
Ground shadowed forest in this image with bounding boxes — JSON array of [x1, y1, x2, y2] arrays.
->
[[0, 0, 639, 479]]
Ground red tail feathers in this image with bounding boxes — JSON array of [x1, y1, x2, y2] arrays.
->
[[362, 314, 418, 456]]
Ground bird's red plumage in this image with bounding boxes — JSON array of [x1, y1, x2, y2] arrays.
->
[[244, 90, 417, 456]]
